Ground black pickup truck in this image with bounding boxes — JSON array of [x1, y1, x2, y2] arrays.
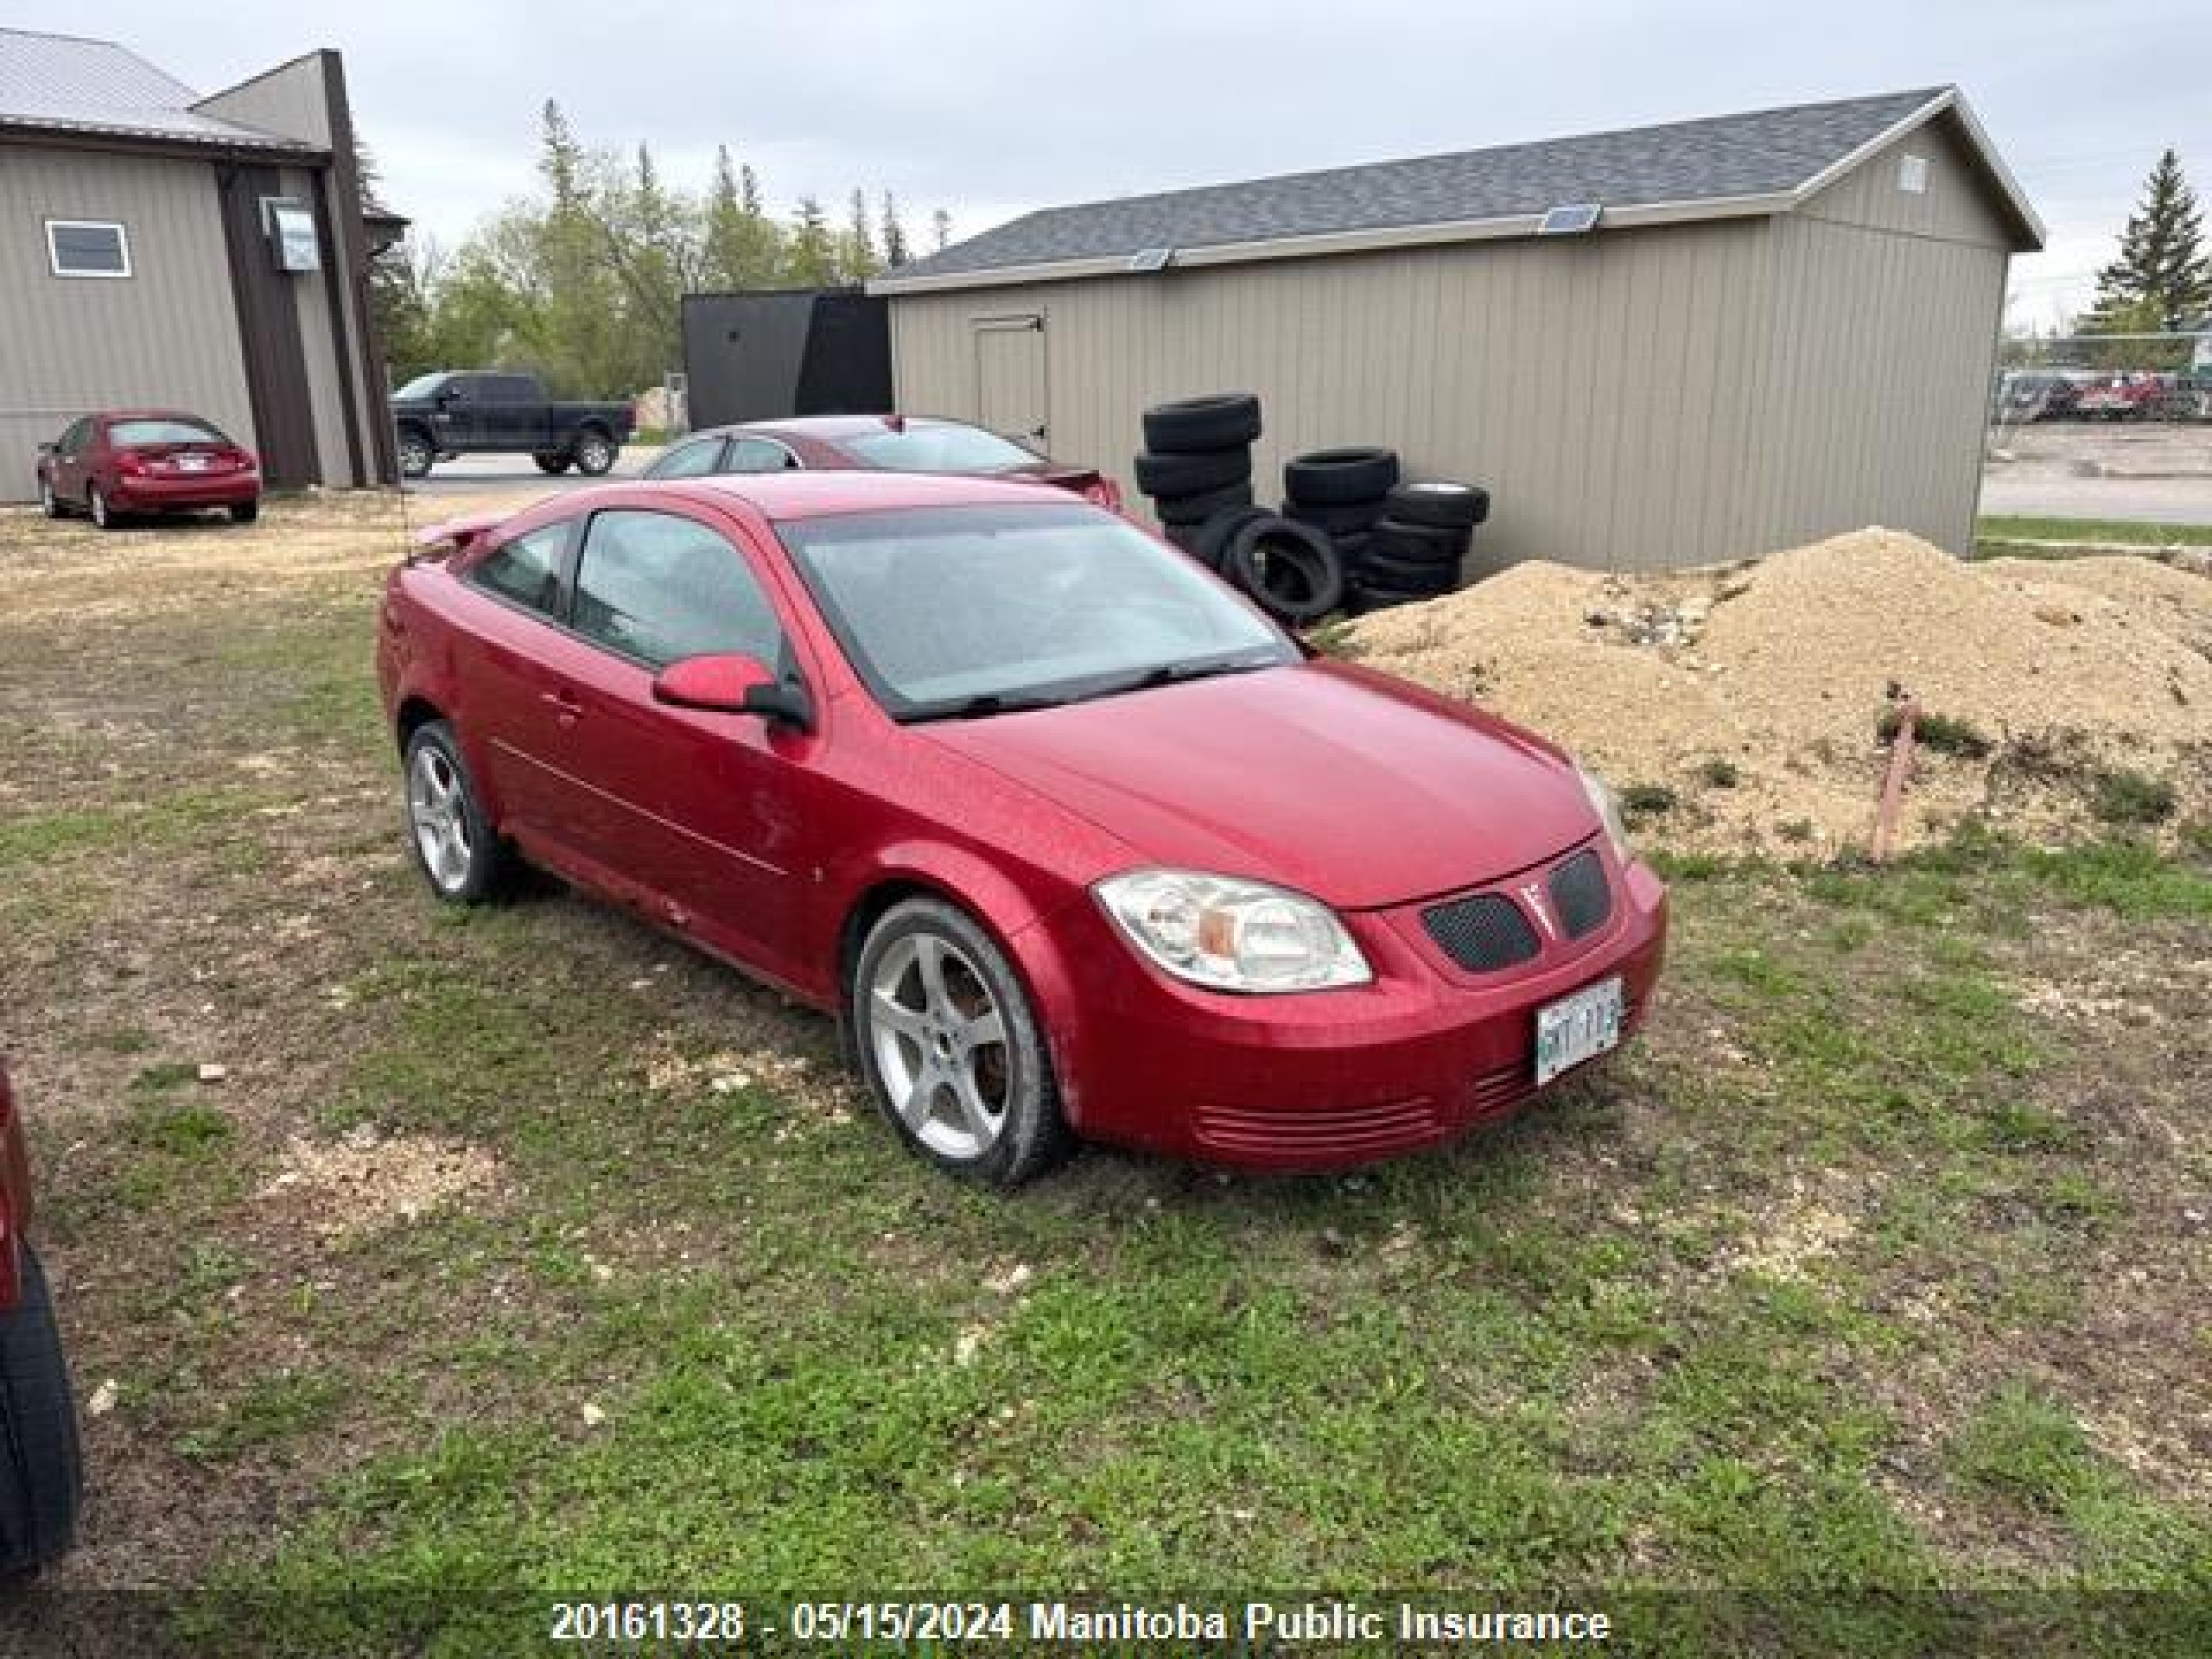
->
[[389, 371, 636, 480]]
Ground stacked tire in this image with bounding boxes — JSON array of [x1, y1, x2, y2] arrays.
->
[[1134, 394, 1261, 556], [1282, 447, 1400, 575], [1135, 397, 1346, 628], [1353, 480, 1491, 610]]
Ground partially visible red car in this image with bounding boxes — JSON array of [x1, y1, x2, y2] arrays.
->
[[641, 414, 1122, 511], [35, 410, 261, 530], [376, 472, 1665, 1186], [0, 1061, 81, 1573]]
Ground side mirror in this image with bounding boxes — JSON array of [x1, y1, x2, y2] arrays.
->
[[652, 653, 812, 728]]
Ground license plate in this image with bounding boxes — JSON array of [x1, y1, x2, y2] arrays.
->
[[177, 454, 210, 471], [1534, 976, 1624, 1085]]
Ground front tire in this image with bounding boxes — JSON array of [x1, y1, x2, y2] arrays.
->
[[402, 721, 510, 904], [852, 899, 1069, 1187], [36, 477, 61, 520], [0, 1247, 83, 1575], [397, 428, 434, 480], [572, 429, 616, 476]]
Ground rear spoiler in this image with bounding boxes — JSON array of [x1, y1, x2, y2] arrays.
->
[[407, 510, 507, 564]]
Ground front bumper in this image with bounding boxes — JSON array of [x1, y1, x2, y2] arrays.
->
[[1052, 842, 1668, 1168]]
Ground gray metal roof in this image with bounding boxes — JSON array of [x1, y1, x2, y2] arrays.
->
[[0, 28, 314, 151], [886, 87, 1967, 285]]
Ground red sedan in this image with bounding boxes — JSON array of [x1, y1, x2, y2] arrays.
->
[[0, 1062, 82, 1572], [35, 410, 261, 530], [377, 474, 1665, 1185], [641, 414, 1121, 511]]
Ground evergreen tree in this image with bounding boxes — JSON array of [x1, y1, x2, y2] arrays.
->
[[841, 188, 880, 281], [785, 195, 838, 286], [2085, 149, 2210, 334], [880, 191, 910, 266], [931, 207, 953, 251], [703, 146, 784, 289]]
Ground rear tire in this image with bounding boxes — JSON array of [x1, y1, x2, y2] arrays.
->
[[402, 721, 512, 905], [572, 429, 617, 476], [852, 898, 1069, 1187], [228, 501, 259, 524], [0, 1247, 83, 1576]]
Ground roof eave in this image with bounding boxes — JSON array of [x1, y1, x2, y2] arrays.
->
[[868, 190, 1795, 296], [0, 114, 324, 162]]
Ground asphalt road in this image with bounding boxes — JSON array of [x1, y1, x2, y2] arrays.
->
[[1977, 469, 2212, 526], [404, 448, 666, 496]]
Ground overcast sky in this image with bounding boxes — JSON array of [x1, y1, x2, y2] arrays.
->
[[92, 0, 2209, 330]]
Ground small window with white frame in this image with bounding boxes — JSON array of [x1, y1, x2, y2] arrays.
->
[[46, 219, 131, 278]]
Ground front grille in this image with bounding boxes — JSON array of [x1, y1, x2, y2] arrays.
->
[[1194, 1096, 1437, 1159], [1548, 849, 1612, 939], [1422, 892, 1541, 972]]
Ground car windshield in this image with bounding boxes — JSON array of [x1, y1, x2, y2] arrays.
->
[[393, 372, 449, 399], [779, 503, 1296, 720], [110, 418, 227, 447], [833, 421, 1042, 473]]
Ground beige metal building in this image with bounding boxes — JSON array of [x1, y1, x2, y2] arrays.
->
[[0, 30, 397, 499], [872, 88, 2043, 571]]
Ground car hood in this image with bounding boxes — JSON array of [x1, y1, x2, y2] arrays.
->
[[919, 660, 1598, 910]]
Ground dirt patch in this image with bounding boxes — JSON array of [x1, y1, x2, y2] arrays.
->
[[257, 1123, 505, 1237], [1346, 527, 2212, 855]]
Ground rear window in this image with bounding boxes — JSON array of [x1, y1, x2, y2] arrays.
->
[[109, 418, 228, 448], [835, 422, 1039, 473]]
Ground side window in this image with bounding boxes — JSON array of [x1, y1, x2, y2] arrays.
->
[[724, 437, 797, 474], [486, 375, 535, 402], [445, 375, 478, 402], [57, 418, 92, 456], [649, 437, 728, 479], [468, 523, 569, 615], [570, 510, 783, 671]]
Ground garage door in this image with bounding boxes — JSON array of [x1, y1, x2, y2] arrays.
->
[[973, 314, 1047, 448]]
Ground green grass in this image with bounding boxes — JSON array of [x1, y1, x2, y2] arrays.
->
[[2091, 769, 2179, 826], [8, 573, 2210, 1656], [1975, 515, 2212, 552]]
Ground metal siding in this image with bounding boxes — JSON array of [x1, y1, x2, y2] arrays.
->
[[0, 144, 254, 499], [889, 191, 1998, 572], [1799, 115, 2015, 249], [190, 59, 333, 149], [1753, 212, 2006, 555]]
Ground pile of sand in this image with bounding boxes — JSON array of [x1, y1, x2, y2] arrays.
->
[[1344, 528, 2212, 855]]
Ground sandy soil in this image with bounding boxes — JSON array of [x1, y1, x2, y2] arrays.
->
[[1346, 527, 2212, 856]]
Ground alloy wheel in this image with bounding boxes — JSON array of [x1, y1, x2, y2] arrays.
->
[[866, 933, 1011, 1161], [407, 743, 474, 894]]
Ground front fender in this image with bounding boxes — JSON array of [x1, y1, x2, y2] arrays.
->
[[830, 841, 1096, 1129]]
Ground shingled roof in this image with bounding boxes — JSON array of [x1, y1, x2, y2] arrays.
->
[[0, 27, 315, 152], [874, 86, 2040, 293]]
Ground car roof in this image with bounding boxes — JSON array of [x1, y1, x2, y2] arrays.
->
[[100, 409, 220, 423], [674, 469, 1073, 520], [690, 414, 970, 443]]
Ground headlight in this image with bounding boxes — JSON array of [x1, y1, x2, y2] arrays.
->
[[1094, 869, 1371, 993], [1577, 763, 1633, 864]]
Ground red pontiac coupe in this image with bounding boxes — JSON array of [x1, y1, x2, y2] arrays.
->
[[641, 414, 1122, 511], [35, 410, 261, 529], [376, 474, 1665, 1185]]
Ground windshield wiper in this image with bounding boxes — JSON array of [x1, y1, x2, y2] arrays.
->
[[905, 690, 1071, 723], [1099, 654, 1282, 696]]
